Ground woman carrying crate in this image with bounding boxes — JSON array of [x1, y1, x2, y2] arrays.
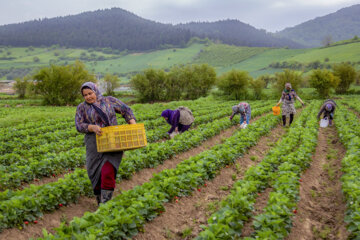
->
[[276, 83, 305, 127], [230, 102, 251, 128], [161, 106, 194, 138], [75, 82, 136, 205], [317, 99, 336, 126]]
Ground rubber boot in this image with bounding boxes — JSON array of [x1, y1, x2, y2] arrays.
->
[[95, 194, 101, 206], [282, 115, 286, 126], [101, 189, 114, 204], [289, 114, 294, 126]]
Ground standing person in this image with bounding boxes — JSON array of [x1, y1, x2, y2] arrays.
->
[[161, 106, 194, 138], [317, 99, 336, 126], [75, 82, 136, 205], [230, 102, 251, 126], [276, 83, 305, 127]]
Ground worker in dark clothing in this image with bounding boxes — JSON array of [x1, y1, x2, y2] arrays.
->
[[317, 99, 336, 126]]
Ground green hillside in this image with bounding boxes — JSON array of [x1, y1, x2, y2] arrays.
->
[[1, 41, 360, 81], [218, 48, 309, 77], [285, 42, 360, 63], [192, 44, 268, 67], [85, 43, 205, 78]]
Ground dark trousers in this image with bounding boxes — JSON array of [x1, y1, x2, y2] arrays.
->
[[282, 114, 294, 126]]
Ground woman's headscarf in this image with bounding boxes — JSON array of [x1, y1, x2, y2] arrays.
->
[[80, 82, 110, 126], [232, 105, 245, 114], [283, 82, 294, 100], [80, 82, 103, 101], [325, 103, 333, 111], [284, 83, 292, 92], [161, 109, 175, 124], [232, 105, 239, 113]]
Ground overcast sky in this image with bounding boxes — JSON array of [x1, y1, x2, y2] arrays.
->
[[0, 0, 359, 32]]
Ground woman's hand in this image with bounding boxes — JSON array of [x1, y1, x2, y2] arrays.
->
[[88, 124, 102, 136], [128, 119, 136, 124]]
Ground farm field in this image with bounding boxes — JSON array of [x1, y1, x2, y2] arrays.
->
[[1, 40, 360, 81], [1, 96, 359, 239]]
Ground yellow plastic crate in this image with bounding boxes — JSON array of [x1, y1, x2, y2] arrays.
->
[[96, 123, 147, 152]]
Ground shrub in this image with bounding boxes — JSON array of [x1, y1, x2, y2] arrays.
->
[[333, 63, 356, 94], [130, 68, 166, 102], [33, 61, 96, 105], [250, 77, 266, 100], [104, 74, 120, 96], [217, 70, 251, 100], [272, 69, 303, 96], [14, 77, 31, 99], [182, 64, 216, 100], [309, 69, 339, 98]]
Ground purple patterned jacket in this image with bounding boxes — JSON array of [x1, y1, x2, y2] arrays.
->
[[75, 82, 135, 133]]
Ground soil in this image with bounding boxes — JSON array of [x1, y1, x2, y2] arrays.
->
[[286, 125, 349, 240], [133, 124, 286, 240], [241, 187, 273, 237], [0, 197, 97, 240], [0, 114, 264, 240]]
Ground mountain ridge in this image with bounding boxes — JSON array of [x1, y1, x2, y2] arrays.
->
[[0, 8, 301, 50], [275, 4, 360, 47]]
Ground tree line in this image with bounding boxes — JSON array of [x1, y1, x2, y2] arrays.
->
[[13, 61, 359, 105]]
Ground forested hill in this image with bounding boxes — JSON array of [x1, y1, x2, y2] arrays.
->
[[275, 4, 360, 47], [0, 8, 193, 51], [177, 20, 302, 48], [0, 8, 301, 51]]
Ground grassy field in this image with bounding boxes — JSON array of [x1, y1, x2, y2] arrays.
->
[[192, 44, 268, 67], [285, 42, 360, 63], [1, 41, 359, 81], [85, 43, 205, 80], [217, 48, 310, 77]]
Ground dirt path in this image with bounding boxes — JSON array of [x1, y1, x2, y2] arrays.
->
[[286, 125, 349, 240], [133, 124, 286, 240], [241, 187, 273, 237], [1, 116, 264, 240]]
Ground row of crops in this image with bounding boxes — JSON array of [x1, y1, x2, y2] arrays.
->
[[1, 96, 360, 239], [0, 99, 275, 231]]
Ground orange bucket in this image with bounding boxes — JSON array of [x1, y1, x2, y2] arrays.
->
[[272, 106, 280, 116]]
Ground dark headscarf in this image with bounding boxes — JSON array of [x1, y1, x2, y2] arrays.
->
[[161, 109, 175, 124]]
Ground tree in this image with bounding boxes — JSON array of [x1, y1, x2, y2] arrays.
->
[[322, 35, 333, 47], [182, 64, 216, 100], [356, 71, 360, 86], [130, 68, 166, 102], [33, 61, 96, 105], [165, 66, 186, 100], [257, 74, 275, 88], [272, 69, 303, 96], [104, 74, 120, 96], [14, 76, 31, 99], [309, 69, 339, 98], [333, 63, 356, 94], [250, 77, 266, 100], [217, 70, 251, 100]]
